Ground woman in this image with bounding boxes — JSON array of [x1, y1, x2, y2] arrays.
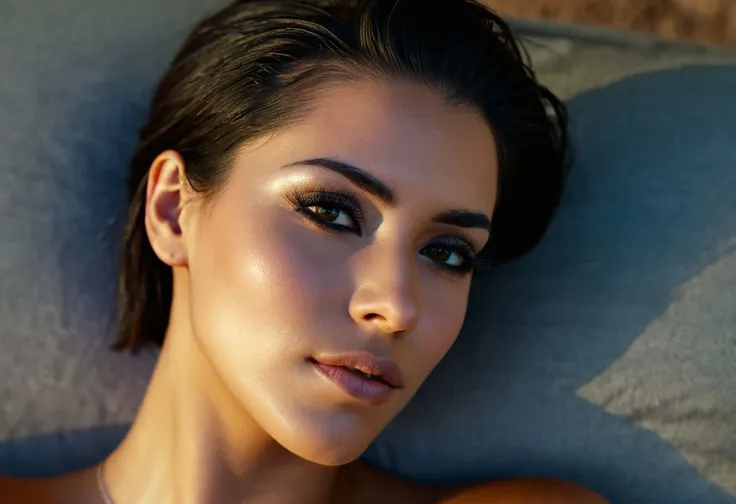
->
[[2, 0, 607, 502]]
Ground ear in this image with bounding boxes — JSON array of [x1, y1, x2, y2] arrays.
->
[[145, 150, 193, 267]]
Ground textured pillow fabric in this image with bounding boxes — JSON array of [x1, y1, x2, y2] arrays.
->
[[579, 247, 736, 494], [572, 67, 736, 495], [1, 1, 735, 503], [0, 0, 227, 438]]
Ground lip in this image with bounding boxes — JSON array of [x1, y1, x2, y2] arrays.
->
[[309, 352, 404, 406]]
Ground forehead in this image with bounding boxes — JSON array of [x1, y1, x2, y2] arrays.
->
[[238, 80, 498, 216]]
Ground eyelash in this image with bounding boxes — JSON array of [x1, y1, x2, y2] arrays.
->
[[422, 236, 480, 277], [285, 187, 481, 276], [285, 187, 364, 235]]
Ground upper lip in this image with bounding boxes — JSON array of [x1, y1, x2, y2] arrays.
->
[[311, 352, 404, 389]]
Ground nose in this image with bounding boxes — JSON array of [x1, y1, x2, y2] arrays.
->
[[348, 250, 420, 336]]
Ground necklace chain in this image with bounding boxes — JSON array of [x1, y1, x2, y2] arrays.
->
[[97, 461, 115, 504]]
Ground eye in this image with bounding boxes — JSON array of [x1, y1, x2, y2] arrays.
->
[[422, 245, 464, 267], [420, 236, 478, 276], [305, 205, 354, 228], [286, 188, 363, 236]]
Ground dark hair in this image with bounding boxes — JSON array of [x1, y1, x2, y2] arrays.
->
[[115, 0, 568, 352]]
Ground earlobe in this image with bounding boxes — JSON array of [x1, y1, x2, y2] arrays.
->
[[145, 150, 190, 267]]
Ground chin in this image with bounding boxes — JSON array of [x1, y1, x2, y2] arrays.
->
[[262, 407, 384, 466], [284, 424, 377, 466], [300, 446, 367, 467]]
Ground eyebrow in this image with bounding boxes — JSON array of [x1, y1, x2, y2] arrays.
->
[[283, 158, 395, 204], [282, 157, 492, 232], [433, 209, 491, 232]]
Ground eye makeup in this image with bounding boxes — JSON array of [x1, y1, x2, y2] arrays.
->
[[284, 183, 484, 276], [285, 186, 364, 236], [420, 235, 480, 276]]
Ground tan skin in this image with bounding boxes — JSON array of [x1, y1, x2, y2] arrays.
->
[[1, 80, 607, 504]]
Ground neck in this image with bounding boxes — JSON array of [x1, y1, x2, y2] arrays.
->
[[104, 282, 340, 504]]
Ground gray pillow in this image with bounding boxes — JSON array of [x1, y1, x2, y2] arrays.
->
[[0, 0, 228, 438]]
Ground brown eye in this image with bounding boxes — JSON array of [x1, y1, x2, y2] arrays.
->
[[311, 206, 339, 222], [287, 188, 364, 236], [420, 237, 477, 276], [306, 205, 354, 228], [423, 246, 456, 265]]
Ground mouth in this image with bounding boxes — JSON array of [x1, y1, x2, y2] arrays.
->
[[308, 353, 404, 406]]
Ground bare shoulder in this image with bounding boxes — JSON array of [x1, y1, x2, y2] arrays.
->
[[0, 475, 54, 504], [0, 468, 97, 504], [347, 462, 607, 504], [429, 478, 609, 504]]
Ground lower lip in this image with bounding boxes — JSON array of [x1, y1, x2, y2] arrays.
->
[[311, 361, 395, 406]]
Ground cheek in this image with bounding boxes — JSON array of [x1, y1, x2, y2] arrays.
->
[[188, 205, 353, 366]]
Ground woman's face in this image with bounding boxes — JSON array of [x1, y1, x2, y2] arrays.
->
[[177, 80, 498, 465]]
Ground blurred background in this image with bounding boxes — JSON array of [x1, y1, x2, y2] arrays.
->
[[485, 0, 736, 48]]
